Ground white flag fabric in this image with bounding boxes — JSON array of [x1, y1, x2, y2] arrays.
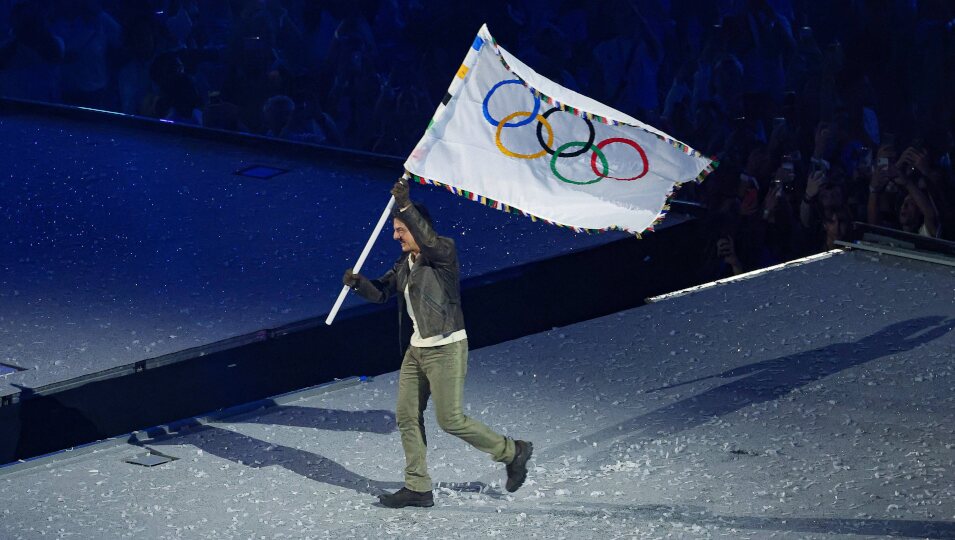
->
[[403, 25, 716, 235]]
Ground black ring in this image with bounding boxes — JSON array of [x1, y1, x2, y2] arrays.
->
[[536, 107, 596, 158]]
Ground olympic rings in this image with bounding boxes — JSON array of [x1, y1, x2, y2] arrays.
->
[[483, 79, 651, 185], [483, 80, 540, 128], [496, 111, 553, 159], [592, 138, 649, 180], [536, 107, 595, 158], [550, 141, 608, 185]]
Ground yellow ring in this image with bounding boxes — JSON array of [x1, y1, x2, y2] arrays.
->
[[495, 111, 553, 159]]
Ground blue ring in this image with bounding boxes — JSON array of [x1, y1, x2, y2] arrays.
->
[[483, 79, 540, 128]]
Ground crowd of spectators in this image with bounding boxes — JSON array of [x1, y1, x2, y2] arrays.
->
[[2, 0, 954, 276]]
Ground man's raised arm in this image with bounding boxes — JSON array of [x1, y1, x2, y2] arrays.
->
[[391, 179, 455, 263]]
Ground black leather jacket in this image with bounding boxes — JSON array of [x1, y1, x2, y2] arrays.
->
[[353, 202, 466, 348]]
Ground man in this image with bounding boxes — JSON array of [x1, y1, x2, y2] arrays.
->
[[343, 178, 533, 509]]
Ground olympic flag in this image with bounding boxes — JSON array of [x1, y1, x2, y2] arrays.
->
[[403, 25, 716, 235]]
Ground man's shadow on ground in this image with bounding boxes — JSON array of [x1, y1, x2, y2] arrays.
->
[[521, 316, 955, 537], [148, 405, 501, 498], [539, 315, 955, 462]]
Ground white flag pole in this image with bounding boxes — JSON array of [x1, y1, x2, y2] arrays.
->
[[325, 195, 396, 325]]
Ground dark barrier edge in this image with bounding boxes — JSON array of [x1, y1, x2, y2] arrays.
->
[[0, 377, 363, 478], [3, 214, 703, 464]]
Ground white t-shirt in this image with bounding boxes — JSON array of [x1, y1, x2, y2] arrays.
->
[[918, 223, 941, 238], [405, 255, 467, 348]]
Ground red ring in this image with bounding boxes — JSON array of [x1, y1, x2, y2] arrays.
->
[[590, 138, 649, 181]]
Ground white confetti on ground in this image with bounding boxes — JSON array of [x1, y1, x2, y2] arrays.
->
[[2, 249, 954, 538]]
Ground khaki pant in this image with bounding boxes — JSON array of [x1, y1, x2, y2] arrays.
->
[[397, 339, 515, 492]]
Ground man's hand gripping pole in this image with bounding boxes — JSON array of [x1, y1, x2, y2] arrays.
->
[[325, 177, 408, 325]]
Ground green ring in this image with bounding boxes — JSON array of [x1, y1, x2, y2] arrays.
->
[[550, 141, 608, 185]]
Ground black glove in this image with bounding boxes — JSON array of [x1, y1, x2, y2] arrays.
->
[[391, 178, 410, 207], [342, 268, 360, 289]]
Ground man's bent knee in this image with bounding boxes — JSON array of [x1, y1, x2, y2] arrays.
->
[[437, 412, 468, 434]]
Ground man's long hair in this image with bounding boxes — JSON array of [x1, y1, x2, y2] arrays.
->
[[394, 201, 434, 228]]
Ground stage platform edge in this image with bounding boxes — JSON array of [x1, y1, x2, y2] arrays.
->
[[1, 217, 707, 465]]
